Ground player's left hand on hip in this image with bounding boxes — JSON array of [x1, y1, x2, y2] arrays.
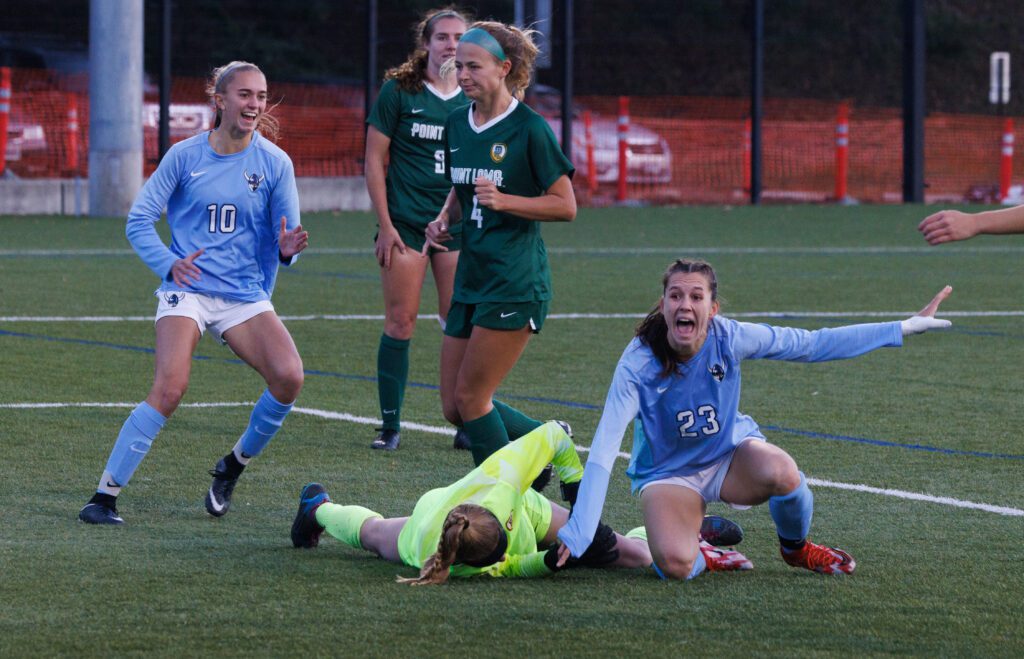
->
[[901, 285, 953, 335]]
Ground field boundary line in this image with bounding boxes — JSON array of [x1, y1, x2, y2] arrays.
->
[[4, 310, 1024, 322], [3, 401, 1021, 517], [7, 245, 1024, 257]]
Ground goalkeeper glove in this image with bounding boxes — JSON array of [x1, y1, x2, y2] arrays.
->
[[543, 520, 619, 572]]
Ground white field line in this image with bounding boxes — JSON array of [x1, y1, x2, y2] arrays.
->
[[4, 310, 1024, 323], [3, 401, 1021, 517], [7, 245, 1024, 257]]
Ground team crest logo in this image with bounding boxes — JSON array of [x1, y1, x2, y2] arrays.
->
[[163, 292, 186, 307], [244, 170, 265, 192], [709, 364, 725, 382], [490, 143, 508, 163], [505, 511, 514, 531]]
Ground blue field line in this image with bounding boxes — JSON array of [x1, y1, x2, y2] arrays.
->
[[284, 269, 379, 281], [4, 327, 1022, 460], [762, 424, 1024, 460]]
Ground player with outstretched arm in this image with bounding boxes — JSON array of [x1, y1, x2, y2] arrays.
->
[[557, 259, 952, 579]]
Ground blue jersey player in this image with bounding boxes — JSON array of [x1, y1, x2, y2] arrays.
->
[[557, 259, 952, 579], [79, 61, 309, 525]]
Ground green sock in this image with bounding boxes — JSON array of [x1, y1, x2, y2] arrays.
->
[[463, 408, 509, 466], [315, 502, 382, 550], [492, 399, 542, 440], [377, 334, 410, 432]]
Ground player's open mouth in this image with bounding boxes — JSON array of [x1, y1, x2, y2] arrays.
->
[[674, 317, 696, 336]]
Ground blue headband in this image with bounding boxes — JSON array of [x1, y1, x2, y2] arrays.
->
[[459, 27, 507, 62]]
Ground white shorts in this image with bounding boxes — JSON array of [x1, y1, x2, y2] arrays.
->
[[638, 437, 764, 510], [155, 291, 274, 344]]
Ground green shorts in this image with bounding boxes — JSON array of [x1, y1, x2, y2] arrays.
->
[[444, 299, 549, 338], [375, 221, 461, 255]]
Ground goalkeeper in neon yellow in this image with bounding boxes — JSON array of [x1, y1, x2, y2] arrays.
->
[[290, 421, 653, 584]]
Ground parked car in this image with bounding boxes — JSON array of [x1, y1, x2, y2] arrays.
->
[[3, 117, 49, 176], [527, 84, 672, 184], [142, 102, 214, 137], [5, 120, 46, 161], [143, 102, 214, 170]]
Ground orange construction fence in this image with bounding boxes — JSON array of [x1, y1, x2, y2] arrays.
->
[[3, 66, 1022, 206]]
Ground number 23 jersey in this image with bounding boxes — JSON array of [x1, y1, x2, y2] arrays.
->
[[598, 317, 903, 492], [444, 99, 574, 304]]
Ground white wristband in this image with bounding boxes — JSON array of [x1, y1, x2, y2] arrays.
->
[[901, 316, 952, 336]]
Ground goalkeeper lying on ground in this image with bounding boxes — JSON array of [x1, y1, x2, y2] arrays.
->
[[290, 421, 749, 585]]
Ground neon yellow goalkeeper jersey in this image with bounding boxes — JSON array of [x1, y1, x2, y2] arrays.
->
[[396, 421, 583, 578]]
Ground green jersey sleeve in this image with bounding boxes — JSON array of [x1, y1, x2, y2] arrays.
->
[[526, 113, 575, 192], [366, 79, 401, 137]]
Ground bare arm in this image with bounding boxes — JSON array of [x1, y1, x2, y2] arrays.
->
[[919, 205, 1024, 245], [422, 187, 461, 254], [365, 126, 407, 267], [473, 174, 577, 222]]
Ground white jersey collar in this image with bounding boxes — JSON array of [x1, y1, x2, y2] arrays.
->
[[468, 98, 519, 133], [425, 81, 462, 101]]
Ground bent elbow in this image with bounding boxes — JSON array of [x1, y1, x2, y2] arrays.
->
[[561, 199, 578, 222]]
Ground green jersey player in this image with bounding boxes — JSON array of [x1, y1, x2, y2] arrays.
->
[[365, 8, 469, 452], [423, 22, 577, 467]]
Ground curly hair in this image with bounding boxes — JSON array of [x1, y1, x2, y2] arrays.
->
[[395, 504, 504, 586], [385, 6, 472, 93], [205, 61, 280, 142], [635, 259, 720, 377]]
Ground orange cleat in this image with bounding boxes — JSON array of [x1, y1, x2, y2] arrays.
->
[[781, 540, 856, 575], [699, 540, 753, 572]]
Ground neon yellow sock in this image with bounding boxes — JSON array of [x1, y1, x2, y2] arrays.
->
[[315, 503, 382, 550], [626, 526, 648, 542]]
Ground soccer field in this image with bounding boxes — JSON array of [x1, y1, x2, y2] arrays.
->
[[2, 205, 1022, 656]]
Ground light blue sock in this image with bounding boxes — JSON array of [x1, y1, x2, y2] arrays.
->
[[97, 401, 167, 495], [650, 551, 706, 580], [687, 551, 707, 580], [236, 389, 293, 460], [768, 472, 814, 544]]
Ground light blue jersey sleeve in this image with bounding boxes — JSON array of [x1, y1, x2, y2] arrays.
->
[[273, 152, 300, 261], [262, 153, 301, 292], [732, 320, 903, 362], [125, 145, 184, 281], [557, 347, 640, 557]]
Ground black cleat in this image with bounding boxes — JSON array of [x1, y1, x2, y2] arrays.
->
[[530, 421, 571, 493], [291, 483, 331, 548], [205, 457, 240, 517], [79, 502, 124, 525], [531, 464, 554, 493], [700, 514, 744, 546], [371, 428, 400, 451], [453, 428, 471, 450]]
